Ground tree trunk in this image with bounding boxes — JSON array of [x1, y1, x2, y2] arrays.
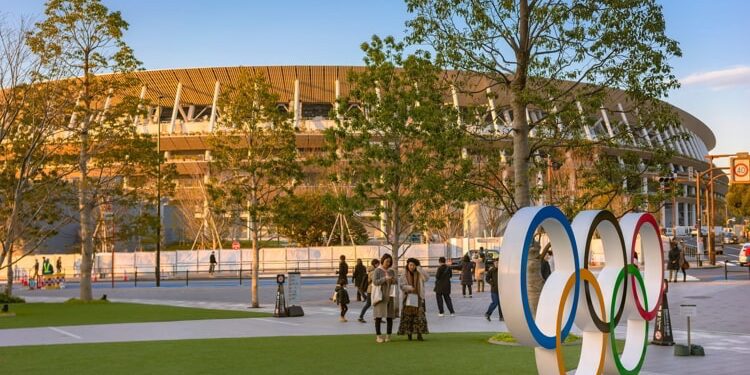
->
[[79, 133, 94, 301], [250, 228, 259, 308], [4, 247, 13, 296]]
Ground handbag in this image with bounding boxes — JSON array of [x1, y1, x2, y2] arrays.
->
[[389, 284, 397, 297], [371, 284, 383, 305], [681, 261, 690, 270], [405, 293, 418, 307]]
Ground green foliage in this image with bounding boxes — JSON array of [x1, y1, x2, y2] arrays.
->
[[0, 293, 26, 304], [326, 35, 473, 256], [406, 0, 683, 218], [27, 0, 154, 300], [273, 191, 369, 246], [727, 184, 750, 218]]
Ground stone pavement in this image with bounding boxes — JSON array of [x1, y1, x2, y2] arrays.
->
[[5, 279, 750, 374]]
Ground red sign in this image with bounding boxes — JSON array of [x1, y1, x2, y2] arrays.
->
[[731, 157, 750, 184], [232, 240, 240, 250]]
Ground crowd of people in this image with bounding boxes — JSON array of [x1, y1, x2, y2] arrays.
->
[[333, 251, 504, 343]]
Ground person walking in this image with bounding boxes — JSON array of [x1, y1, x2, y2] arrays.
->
[[473, 254, 485, 293], [398, 258, 429, 341], [335, 282, 350, 322], [678, 241, 689, 282], [434, 256, 455, 316], [352, 258, 367, 301], [209, 251, 217, 275], [460, 254, 474, 298], [358, 258, 380, 323], [33, 258, 39, 279], [485, 258, 503, 321], [336, 255, 349, 286], [56, 257, 63, 275], [667, 241, 681, 282], [372, 253, 397, 343]]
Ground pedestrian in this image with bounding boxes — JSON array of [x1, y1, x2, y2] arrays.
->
[[473, 254, 485, 293], [56, 257, 63, 275], [460, 254, 474, 297], [33, 258, 39, 278], [42, 257, 53, 275], [335, 281, 350, 322], [678, 241, 689, 282], [358, 258, 380, 323], [485, 258, 503, 321], [398, 258, 429, 341], [434, 256, 455, 317], [541, 251, 552, 282], [336, 255, 348, 286], [372, 253, 397, 343], [353, 258, 367, 301], [667, 241, 680, 282], [209, 251, 217, 275]]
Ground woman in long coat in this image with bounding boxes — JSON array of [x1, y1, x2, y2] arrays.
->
[[398, 258, 429, 341], [372, 253, 397, 343], [460, 254, 474, 297]]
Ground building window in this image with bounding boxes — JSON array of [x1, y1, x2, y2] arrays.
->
[[302, 103, 332, 119]]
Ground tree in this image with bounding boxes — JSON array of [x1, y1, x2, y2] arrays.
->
[[407, 0, 683, 313], [326, 36, 472, 271], [727, 184, 750, 218], [208, 72, 302, 308], [0, 16, 71, 296], [28, 0, 154, 301], [273, 191, 369, 247]]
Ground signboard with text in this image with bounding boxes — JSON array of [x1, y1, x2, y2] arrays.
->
[[731, 157, 750, 184]]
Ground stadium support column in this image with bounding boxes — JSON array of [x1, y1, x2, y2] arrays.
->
[[170, 82, 182, 135], [209, 81, 220, 132], [134, 86, 147, 128], [294, 79, 301, 130], [486, 88, 499, 133]]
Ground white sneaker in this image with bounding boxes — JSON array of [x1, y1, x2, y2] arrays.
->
[[438, 313, 444, 317], [450, 313, 455, 317], [376, 335, 384, 343]]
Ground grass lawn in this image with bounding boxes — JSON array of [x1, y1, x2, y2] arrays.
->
[[0, 333, 586, 374], [0, 302, 271, 329]]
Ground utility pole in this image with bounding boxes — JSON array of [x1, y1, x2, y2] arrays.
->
[[156, 96, 164, 287]]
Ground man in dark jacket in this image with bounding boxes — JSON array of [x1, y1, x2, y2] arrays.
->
[[541, 251, 552, 282], [209, 251, 217, 275], [485, 259, 503, 321], [352, 259, 367, 301], [434, 257, 455, 316], [336, 255, 348, 286]]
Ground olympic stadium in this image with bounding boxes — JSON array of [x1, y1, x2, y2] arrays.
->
[[110, 66, 721, 243], [33, 65, 725, 252]]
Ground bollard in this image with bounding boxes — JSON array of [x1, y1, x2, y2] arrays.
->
[[186, 270, 189, 286], [134, 270, 138, 287], [239, 267, 242, 285]]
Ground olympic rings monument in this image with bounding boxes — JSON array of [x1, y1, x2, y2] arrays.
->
[[499, 206, 664, 375]]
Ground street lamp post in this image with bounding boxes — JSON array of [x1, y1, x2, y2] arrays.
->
[[156, 96, 163, 287]]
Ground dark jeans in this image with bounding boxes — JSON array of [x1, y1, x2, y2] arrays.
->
[[340, 304, 348, 317], [436, 293, 455, 314], [375, 317, 393, 335], [486, 292, 503, 318], [462, 284, 472, 296], [359, 293, 371, 319]]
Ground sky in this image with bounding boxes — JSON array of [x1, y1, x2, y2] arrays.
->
[[1, 0, 748, 165]]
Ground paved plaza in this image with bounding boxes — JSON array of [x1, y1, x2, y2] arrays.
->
[[3, 276, 749, 374]]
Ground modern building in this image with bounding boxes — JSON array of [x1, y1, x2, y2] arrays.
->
[[67, 65, 726, 247]]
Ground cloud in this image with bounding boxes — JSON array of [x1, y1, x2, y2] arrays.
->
[[680, 66, 750, 90]]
